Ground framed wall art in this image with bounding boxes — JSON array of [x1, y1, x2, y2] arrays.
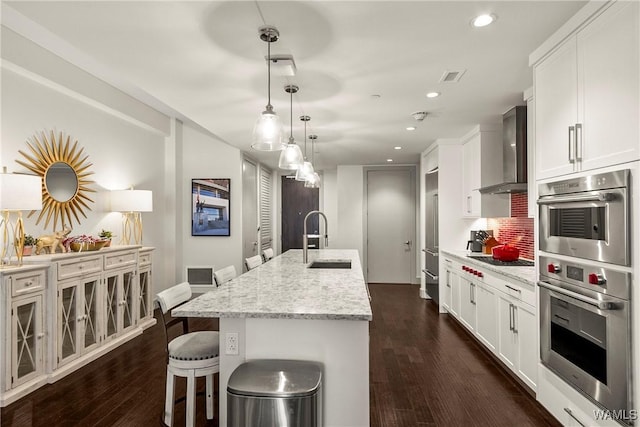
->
[[191, 178, 230, 236]]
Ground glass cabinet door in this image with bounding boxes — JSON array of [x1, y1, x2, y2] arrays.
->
[[138, 269, 151, 320], [122, 271, 134, 330], [105, 274, 119, 340], [58, 282, 79, 363], [12, 294, 43, 387], [83, 279, 99, 351]]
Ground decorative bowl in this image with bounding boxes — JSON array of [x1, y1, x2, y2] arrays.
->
[[69, 240, 108, 252]]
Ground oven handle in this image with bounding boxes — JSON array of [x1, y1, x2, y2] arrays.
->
[[536, 192, 614, 205], [538, 281, 614, 310]]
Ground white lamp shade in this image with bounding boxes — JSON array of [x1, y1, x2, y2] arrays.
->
[[0, 173, 42, 211], [111, 189, 153, 212], [304, 172, 321, 188], [252, 111, 285, 151], [278, 143, 304, 170], [295, 161, 315, 182]]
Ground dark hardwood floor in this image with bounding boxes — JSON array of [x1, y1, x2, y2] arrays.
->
[[1, 284, 560, 427]]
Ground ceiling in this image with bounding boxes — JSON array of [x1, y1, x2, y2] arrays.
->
[[3, 1, 586, 172]]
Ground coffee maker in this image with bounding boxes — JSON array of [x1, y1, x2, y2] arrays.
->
[[467, 230, 493, 253]]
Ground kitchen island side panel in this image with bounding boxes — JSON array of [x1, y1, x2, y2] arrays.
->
[[218, 317, 369, 427]]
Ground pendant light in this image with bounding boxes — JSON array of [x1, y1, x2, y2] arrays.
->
[[304, 134, 321, 188], [278, 85, 304, 170], [252, 25, 285, 151], [295, 116, 315, 181]]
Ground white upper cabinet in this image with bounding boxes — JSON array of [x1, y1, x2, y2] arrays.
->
[[533, 1, 639, 180], [461, 126, 509, 218]]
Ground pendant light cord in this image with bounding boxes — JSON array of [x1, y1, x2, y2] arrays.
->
[[267, 36, 272, 109], [289, 88, 293, 141], [304, 120, 308, 160]]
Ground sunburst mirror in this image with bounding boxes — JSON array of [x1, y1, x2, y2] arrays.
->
[[16, 130, 95, 231]]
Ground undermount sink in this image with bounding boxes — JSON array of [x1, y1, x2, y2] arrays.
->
[[308, 259, 352, 269]]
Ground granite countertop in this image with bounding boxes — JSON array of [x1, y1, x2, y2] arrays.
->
[[441, 249, 537, 286], [173, 249, 373, 321]]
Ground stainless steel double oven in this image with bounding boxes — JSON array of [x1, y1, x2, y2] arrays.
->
[[538, 169, 633, 421]]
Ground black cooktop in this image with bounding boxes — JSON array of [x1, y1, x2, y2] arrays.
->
[[467, 256, 534, 267]]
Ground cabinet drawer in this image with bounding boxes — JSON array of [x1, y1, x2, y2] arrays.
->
[[11, 270, 46, 297], [58, 256, 102, 280], [495, 277, 536, 307], [139, 252, 152, 267], [104, 250, 137, 270]]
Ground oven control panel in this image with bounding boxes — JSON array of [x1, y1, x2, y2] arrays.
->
[[539, 255, 630, 300]]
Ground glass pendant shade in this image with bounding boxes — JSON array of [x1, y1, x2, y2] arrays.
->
[[278, 141, 304, 170], [304, 172, 321, 188], [295, 161, 315, 181], [252, 108, 285, 151]]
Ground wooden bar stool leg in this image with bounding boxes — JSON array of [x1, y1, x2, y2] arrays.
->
[[164, 367, 175, 426], [186, 370, 196, 427], [206, 373, 214, 420]]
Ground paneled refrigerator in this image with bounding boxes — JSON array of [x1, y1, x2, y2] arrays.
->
[[423, 169, 439, 304]]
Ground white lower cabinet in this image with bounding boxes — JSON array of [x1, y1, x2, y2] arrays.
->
[[449, 269, 461, 318], [1, 246, 155, 407], [459, 277, 476, 332], [442, 254, 537, 392], [11, 293, 45, 388], [475, 283, 498, 353], [497, 294, 537, 390], [103, 268, 136, 342], [0, 266, 47, 405], [57, 274, 101, 367]]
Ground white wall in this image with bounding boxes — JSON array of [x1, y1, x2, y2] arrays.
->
[[0, 27, 245, 294], [334, 166, 364, 258], [179, 124, 243, 279]]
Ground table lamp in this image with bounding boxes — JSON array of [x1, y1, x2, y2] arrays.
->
[[110, 188, 153, 245], [0, 169, 43, 266]]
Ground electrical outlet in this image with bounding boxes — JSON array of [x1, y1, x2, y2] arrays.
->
[[225, 332, 239, 355]]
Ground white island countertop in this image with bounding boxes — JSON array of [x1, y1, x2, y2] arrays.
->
[[174, 249, 372, 321]]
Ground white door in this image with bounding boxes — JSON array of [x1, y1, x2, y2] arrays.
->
[[366, 168, 414, 284], [242, 159, 259, 271]]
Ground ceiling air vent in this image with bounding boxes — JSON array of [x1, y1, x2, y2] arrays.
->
[[439, 69, 466, 83]]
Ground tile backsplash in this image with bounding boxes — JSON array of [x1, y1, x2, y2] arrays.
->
[[486, 193, 534, 260]]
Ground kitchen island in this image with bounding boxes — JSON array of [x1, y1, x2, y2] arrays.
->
[[174, 249, 372, 426]]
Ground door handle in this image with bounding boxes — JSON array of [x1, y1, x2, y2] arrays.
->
[[575, 123, 583, 161], [512, 305, 518, 333], [509, 303, 514, 331], [568, 125, 575, 163]]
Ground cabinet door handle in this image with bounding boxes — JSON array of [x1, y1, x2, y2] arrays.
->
[[25, 281, 33, 287], [466, 196, 471, 213], [505, 284, 521, 293], [564, 408, 586, 427], [568, 125, 575, 163], [512, 305, 518, 333], [509, 304, 514, 331], [575, 123, 583, 161], [37, 333, 45, 339]]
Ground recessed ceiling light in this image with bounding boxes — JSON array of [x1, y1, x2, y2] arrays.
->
[[387, 159, 393, 162], [406, 126, 416, 131], [394, 146, 402, 150], [426, 92, 440, 98], [471, 14, 497, 28]]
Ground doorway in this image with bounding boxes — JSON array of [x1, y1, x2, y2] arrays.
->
[[366, 167, 416, 284], [242, 158, 258, 271], [281, 176, 319, 252]]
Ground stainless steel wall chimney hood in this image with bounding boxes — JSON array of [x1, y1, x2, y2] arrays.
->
[[479, 106, 527, 194]]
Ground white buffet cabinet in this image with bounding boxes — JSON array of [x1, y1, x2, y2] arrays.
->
[[441, 251, 538, 392], [0, 245, 154, 406]]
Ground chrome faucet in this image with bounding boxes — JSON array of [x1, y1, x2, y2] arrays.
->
[[303, 210, 328, 263]]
